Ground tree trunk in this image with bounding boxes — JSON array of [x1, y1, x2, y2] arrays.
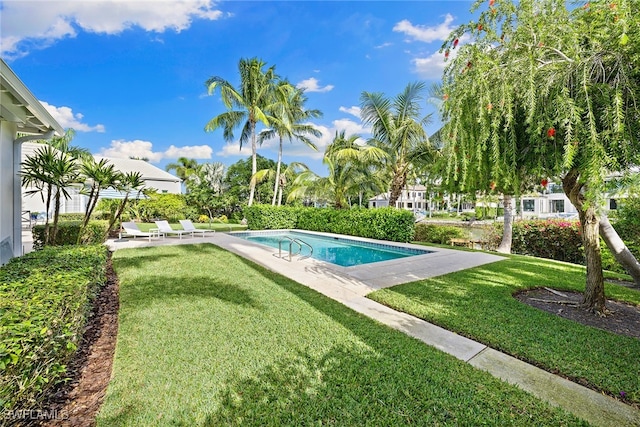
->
[[388, 172, 407, 208], [497, 194, 513, 254], [563, 171, 606, 313], [272, 137, 282, 206], [600, 214, 640, 286], [248, 123, 257, 207]]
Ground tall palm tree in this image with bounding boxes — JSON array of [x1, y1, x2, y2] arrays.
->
[[259, 82, 322, 205], [205, 57, 278, 206], [360, 82, 436, 207]]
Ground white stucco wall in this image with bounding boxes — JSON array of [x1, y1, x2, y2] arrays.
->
[[0, 121, 19, 264]]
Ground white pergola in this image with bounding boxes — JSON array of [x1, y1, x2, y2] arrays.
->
[[0, 58, 64, 264]]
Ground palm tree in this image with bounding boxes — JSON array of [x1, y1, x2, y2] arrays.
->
[[360, 82, 436, 208], [107, 171, 146, 237], [251, 161, 311, 206], [205, 57, 278, 206], [259, 82, 322, 205], [21, 142, 82, 245], [79, 157, 117, 236], [165, 157, 199, 181], [289, 131, 385, 209]]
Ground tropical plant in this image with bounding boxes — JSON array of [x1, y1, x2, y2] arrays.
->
[[440, 0, 640, 313], [20, 132, 84, 245], [205, 57, 279, 206], [360, 81, 436, 208], [106, 171, 145, 237], [259, 82, 322, 205], [165, 157, 199, 191], [295, 131, 385, 209], [79, 157, 117, 232]]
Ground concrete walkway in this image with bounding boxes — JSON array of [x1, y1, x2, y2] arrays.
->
[[106, 231, 640, 427]]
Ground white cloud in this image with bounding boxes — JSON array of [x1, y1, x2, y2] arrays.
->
[[339, 106, 361, 118], [375, 42, 393, 49], [393, 14, 455, 43], [99, 139, 212, 162], [164, 144, 213, 159], [1, 0, 224, 57], [296, 77, 334, 93], [215, 142, 252, 158], [40, 101, 105, 132], [412, 48, 458, 80]]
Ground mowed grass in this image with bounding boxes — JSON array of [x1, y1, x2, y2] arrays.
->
[[98, 244, 584, 426], [368, 252, 640, 406]]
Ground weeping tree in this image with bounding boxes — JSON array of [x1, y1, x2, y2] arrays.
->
[[441, 0, 640, 313]]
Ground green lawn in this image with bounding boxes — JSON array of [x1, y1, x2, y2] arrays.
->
[[368, 251, 640, 406], [97, 244, 584, 426]]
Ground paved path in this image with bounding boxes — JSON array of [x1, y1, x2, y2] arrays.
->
[[106, 232, 640, 427]]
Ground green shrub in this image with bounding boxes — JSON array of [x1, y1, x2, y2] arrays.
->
[[32, 221, 109, 249], [244, 205, 299, 230], [414, 223, 468, 244], [137, 193, 196, 222], [58, 213, 86, 221], [475, 207, 504, 220], [0, 245, 108, 413], [244, 206, 415, 242], [493, 219, 584, 264]]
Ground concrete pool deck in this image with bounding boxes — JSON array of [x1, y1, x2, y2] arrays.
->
[[106, 231, 640, 426]]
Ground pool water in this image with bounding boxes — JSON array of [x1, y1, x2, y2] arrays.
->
[[234, 231, 431, 267]]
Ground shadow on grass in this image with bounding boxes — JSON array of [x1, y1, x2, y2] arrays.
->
[[199, 344, 582, 426], [119, 274, 263, 309]]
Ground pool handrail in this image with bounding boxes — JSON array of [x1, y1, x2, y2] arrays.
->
[[275, 236, 312, 261]]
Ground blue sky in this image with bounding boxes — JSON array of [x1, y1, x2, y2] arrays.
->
[[2, 0, 475, 176]]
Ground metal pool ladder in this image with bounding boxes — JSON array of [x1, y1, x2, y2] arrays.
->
[[274, 236, 313, 261]]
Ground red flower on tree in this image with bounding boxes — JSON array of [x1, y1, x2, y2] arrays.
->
[[445, 49, 450, 58], [547, 127, 556, 138], [443, 93, 449, 101], [453, 38, 459, 48], [540, 178, 549, 188], [477, 24, 483, 31], [490, 181, 496, 191], [489, 0, 495, 6]]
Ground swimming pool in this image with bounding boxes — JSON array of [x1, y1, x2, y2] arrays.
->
[[232, 230, 432, 267]]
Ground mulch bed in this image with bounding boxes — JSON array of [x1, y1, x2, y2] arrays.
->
[[515, 287, 640, 340], [35, 257, 119, 427]]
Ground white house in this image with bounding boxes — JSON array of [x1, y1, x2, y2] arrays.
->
[[21, 145, 182, 216], [1, 59, 64, 265], [370, 181, 621, 219]]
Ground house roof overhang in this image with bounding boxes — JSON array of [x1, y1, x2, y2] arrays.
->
[[0, 58, 64, 137]]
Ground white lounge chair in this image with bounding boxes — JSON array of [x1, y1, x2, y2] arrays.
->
[[154, 220, 194, 239], [119, 221, 161, 242], [179, 219, 216, 237]]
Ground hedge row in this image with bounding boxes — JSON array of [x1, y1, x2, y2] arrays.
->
[[490, 219, 584, 264], [244, 205, 415, 242], [0, 245, 108, 413], [32, 220, 109, 250]]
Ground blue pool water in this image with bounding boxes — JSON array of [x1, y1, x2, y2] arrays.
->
[[233, 231, 431, 267]]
